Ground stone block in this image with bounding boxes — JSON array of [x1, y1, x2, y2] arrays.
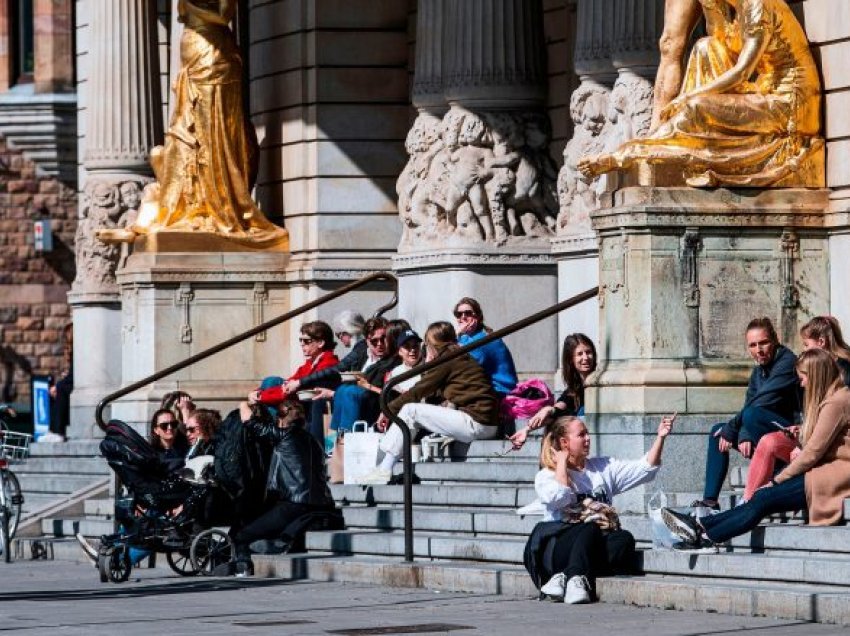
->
[[817, 41, 850, 91], [827, 139, 850, 189], [801, 0, 850, 44]]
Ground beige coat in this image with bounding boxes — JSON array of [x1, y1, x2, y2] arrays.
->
[[775, 386, 850, 525]]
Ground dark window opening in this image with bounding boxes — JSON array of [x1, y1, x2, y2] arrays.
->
[[12, 0, 35, 84]]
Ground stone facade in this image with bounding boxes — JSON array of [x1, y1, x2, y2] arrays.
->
[[0, 137, 76, 404]]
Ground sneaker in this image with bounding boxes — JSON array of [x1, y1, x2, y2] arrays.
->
[[211, 560, 237, 576], [249, 539, 288, 555], [540, 572, 566, 598], [235, 560, 255, 578], [38, 432, 65, 443], [661, 507, 702, 543], [564, 575, 592, 604], [357, 467, 392, 485], [672, 539, 719, 554], [689, 498, 720, 511]]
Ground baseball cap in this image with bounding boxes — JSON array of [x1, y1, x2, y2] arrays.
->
[[396, 329, 422, 349]]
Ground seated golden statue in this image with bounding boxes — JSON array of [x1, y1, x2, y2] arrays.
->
[[579, 0, 824, 188], [103, 0, 287, 250]]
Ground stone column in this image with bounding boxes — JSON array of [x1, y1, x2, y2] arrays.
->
[[553, 0, 617, 351], [68, 0, 163, 437], [395, 0, 558, 377]]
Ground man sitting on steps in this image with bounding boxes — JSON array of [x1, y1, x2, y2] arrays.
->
[[696, 317, 800, 511]]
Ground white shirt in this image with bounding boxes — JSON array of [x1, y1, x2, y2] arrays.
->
[[534, 455, 658, 522], [389, 363, 420, 392]]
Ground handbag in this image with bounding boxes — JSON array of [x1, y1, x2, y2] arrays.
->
[[500, 378, 554, 420], [343, 421, 385, 485], [647, 486, 678, 549]]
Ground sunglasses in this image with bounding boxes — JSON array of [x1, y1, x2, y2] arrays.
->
[[454, 310, 476, 319], [185, 425, 199, 433], [299, 337, 315, 345], [368, 336, 386, 346], [156, 421, 178, 431]]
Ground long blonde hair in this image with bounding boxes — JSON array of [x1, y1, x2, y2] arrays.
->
[[800, 316, 850, 363], [539, 416, 584, 471], [797, 348, 843, 444]]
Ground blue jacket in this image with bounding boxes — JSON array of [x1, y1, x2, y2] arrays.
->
[[721, 344, 800, 442], [458, 329, 518, 396]]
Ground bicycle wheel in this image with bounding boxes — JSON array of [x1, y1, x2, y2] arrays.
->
[[166, 549, 199, 576], [190, 529, 233, 575], [98, 546, 131, 583], [3, 471, 22, 539]]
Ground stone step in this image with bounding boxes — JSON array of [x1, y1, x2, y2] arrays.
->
[[394, 461, 539, 483], [28, 440, 102, 457], [21, 492, 70, 514], [331, 483, 537, 508], [84, 498, 114, 518], [18, 457, 109, 475], [252, 555, 850, 625], [41, 516, 114, 538], [13, 473, 99, 494]]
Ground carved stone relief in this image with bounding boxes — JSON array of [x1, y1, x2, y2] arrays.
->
[[397, 105, 558, 249], [73, 177, 148, 293]]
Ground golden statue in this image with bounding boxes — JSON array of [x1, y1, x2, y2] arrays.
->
[[580, 0, 824, 188], [102, 0, 288, 250]]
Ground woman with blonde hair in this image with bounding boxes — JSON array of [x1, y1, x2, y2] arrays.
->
[[664, 348, 850, 548], [524, 414, 674, 603], [742, 316, 850, 500]]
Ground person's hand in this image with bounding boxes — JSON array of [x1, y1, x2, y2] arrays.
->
[[790, 446, 802, 461], [658, 413, 676, 438], [508, 427, 529, 450], [738, 440, 753, 459], [528, 406, 554, 431], [356, 375, 374, 392], [312, 388, 334, 401], [376, 413, 389, 432], [785, 425, 801, 439], [714, 428, 732, 453], [48, 386, 57, 399], [177, 395, 194, 418], [554, 448, 569, 465], [247, 390, 260, 405], [238, 401, 253, 423], [284, 379, 300, 394]]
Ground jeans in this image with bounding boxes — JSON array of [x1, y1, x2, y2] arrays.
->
[[379, 402, 497, 459], [329, 384, 373, 432], [703, 406, 793, 501], [701, 474, 806, 544], [233, 501, 310, 561]]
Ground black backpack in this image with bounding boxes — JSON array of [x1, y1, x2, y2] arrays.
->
[[213, 409, 268, 501]]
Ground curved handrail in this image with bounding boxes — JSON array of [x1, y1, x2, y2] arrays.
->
[[95, 271, 399, 430], [379, 286, 600, 562]]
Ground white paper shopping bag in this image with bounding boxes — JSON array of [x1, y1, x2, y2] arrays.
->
[[343, 421, 385, 485]]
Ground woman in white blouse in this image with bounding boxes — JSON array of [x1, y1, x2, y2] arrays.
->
[[524, 414, 674, 604]]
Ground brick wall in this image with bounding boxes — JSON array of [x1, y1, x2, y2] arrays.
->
[[0, 138, 76, 404]]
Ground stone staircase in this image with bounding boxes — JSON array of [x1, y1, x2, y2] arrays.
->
[[25, 435, 850, 625]]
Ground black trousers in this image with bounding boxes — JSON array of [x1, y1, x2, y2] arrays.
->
[[547, 523, 635, 594], [233, 501, 310, 560]]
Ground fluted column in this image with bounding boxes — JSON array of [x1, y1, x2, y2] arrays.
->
[[573, 0, 616, 84], [411, 0, 446, 111], [69, 0, 164, 436]]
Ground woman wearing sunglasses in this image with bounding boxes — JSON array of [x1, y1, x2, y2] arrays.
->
[[453, 297, 518, 397], [149, 408, 189, 461]]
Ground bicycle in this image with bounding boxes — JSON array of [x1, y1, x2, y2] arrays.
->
[[0, 405, 30, 563]]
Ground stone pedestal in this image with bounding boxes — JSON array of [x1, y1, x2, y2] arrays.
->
[[586, 186, 830, 494], [111, 251, 292, 428], [394, 248, 557, 376]]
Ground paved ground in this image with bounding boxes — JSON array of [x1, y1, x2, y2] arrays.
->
[[0, 560, 845, 636]]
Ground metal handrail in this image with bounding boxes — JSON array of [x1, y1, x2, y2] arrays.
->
[[379, 286, 600, 562], [95, 271, 399, 430]]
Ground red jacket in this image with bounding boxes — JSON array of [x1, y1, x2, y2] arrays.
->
[[258, 350, 339, 404]]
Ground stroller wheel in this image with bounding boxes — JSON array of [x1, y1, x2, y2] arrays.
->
[[166, 549, 199, 577], [190, 529, 233, 576], [98, 545, 131, 583]]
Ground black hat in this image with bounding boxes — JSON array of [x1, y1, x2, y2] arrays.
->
[[396, 329, 422, 349]]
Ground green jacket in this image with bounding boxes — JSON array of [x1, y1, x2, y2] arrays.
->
[[388, 350, 500, 427]]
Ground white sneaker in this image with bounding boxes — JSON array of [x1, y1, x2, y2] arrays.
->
[[564, 575, 592, 604], [38, 432, 65, 443], [540, 572, 566, 598], [357, 467, 392, 485]]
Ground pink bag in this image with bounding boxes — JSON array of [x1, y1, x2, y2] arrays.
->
[[500, 378, 554, 420]]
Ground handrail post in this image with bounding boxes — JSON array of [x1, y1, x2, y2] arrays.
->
[[95, 272, 399, 429], [379, 286, 600, 563]]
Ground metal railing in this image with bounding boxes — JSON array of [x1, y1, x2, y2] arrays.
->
[[95, 272, 399, 430], [379, 286, 600, 562]]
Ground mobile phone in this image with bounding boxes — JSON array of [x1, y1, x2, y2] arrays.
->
[[770, 421, 796, 439]]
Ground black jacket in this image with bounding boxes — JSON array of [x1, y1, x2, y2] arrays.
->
[[298, 339, 400, 391], [245, 418, 335, 507], [721, 344, 800, 442]]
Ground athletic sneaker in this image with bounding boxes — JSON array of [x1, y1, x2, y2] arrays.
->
[[564, 575, 592, 604], [672, 539, 719, 554], [540, 572, 566, 598], [661, 507, 701, 543]]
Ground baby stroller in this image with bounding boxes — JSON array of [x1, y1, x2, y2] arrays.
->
[[95, 420, 233, 582]]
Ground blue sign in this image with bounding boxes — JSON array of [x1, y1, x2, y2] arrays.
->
[[32, 377, 51, 441]]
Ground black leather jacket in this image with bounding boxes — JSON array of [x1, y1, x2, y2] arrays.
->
[[245, 418, 334, 507]]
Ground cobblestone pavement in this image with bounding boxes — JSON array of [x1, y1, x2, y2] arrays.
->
[[0, 560, 844, 636]]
